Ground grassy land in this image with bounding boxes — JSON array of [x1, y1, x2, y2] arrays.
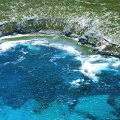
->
[[0, 0, 120, 43]]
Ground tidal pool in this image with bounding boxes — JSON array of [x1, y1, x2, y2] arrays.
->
[[0, 35, 120, 120]]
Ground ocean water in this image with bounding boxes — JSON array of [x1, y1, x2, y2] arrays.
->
[[0, 35, 120, 120]]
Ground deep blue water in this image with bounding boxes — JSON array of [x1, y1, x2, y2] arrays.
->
[[0, 39, 120, 120]]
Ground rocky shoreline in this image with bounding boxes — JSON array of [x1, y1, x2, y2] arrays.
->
[[0, 18, 120, 58]]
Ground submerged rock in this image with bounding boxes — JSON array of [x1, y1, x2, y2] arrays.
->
[[107, 95, 120, 118], [75, 110, 97, 120], [68, 99, 78, 109], [32, 103, 49, 113]]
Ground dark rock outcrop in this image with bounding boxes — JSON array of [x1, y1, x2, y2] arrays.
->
[[96, 51, 120, 58], [17, 18, 47, 34], [0, 22, 18, 36], [0, 18, 48, 36], [62, 30, 72, 37], [77, 35, 120, 58]]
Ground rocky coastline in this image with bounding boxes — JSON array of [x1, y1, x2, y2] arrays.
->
[[0, 18, 120, 58]]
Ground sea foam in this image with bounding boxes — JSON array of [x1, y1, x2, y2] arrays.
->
[[80, 56, 120, 82]]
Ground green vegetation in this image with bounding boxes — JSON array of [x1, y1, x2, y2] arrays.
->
[[0, 0, 120, 43]]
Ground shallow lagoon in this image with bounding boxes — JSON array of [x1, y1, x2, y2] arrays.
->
[[0, 35, 120, 120]]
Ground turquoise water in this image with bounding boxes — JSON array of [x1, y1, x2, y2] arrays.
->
[[0, 36, 120, 120]]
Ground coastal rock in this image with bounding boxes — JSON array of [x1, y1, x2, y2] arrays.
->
[[77, 35, 120, 58], [78, 36, 88, 44], [0, 18, 48, 36], [62, 30, 72, 37], [96, 51, 120, 58], [0, 22, 18, 36], [38, 30, 62, 35], [17, 18, 48, 34]]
